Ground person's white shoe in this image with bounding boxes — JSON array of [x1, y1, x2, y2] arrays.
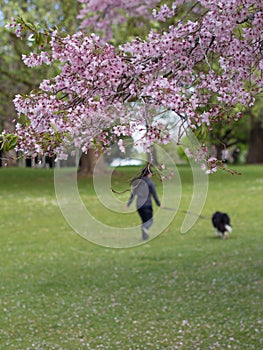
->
[[142, 228, 149, 240]]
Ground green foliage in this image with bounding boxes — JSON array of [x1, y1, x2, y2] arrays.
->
[[0, 0, 79, 33], [110, 0, 201, 46], [0, 0, 79, 133], [15, 15, 53, 46], [0, 133, 18, 152], [0, 166, 262, 349], [174, 136, 192, 164], [17, 113, 30, 127], [244, 96, 263, 126]]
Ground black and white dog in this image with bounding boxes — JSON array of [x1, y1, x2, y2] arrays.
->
[[212, 211, 232, 239]]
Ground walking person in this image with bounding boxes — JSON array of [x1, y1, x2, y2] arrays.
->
[[126, 165, 162, 240], [232, 147, 240, 164]]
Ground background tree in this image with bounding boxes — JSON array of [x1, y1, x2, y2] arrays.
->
[[210, 97, 263, 164], [245, 98, 263, 164], [0, 0, 79, 165], [205, 118, 248, 161]]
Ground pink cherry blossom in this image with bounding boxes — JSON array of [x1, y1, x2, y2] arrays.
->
[[77, 0, 161, 40], [3, 0, 263, 168]]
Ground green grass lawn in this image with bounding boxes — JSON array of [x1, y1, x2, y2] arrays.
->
[[0, 165, 262, 349]]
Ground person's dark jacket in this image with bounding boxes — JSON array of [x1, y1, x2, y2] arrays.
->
[[127, 176, 161, 209]]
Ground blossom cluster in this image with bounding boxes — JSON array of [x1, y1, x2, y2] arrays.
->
[[5, 0, 263, 165], [77, 0, 161, 40]]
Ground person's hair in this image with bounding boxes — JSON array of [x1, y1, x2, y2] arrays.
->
[[129, 163, 153, 185], [139, 165, 152, 178], [112, 163, 153, 194]]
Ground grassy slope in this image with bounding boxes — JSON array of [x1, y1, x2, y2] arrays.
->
[[0, 165, 262, 349]]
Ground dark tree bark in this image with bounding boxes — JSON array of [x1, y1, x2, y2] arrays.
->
[[247, 119, 263, 164], [78, 150, 97, 176]]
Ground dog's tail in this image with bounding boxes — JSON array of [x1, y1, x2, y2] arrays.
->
[[225, 224, 232, 233]]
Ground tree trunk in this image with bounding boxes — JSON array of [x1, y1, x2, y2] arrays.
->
[[78, 150, 97, 176], [2, 151, 18, 167], [247, 120, 263, 164], [77, 149, 106, 175], [2, 120, 18, 167], [215, 144, 224, 160]]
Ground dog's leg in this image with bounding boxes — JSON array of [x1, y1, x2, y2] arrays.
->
[[216, 230, 221, 237]]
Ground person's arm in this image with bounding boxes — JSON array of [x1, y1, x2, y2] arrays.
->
[[126, 180, 137, 207], [149, 181, 161, 207], [127, 191, 135, 207]]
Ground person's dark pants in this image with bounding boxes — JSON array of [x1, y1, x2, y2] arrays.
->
[[137, 207, 153, 238]]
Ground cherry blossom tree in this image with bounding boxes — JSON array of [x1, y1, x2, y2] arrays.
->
[[1, 0, 263, 172]]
